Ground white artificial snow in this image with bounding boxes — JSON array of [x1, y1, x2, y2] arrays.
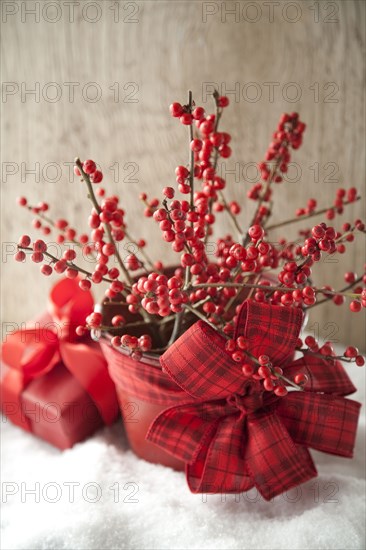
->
[[1, 356, 365, 550]]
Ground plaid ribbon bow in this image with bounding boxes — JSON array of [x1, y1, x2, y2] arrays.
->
[[147, 301, 361, 499]]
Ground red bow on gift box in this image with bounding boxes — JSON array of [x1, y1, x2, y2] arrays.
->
[[147, 301, 361, 500], [1, 278, 118, 444]]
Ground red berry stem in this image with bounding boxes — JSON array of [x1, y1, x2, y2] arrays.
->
[[266, 196, 361, 231], [188, 91, 195, 219], [18, 245, 118, 285], [297, 348, 355, 363], [172, 94, 196, 344], [24, 203, 95, 255], [75, 157, 134, 286], [183, 302, 226, 334], [211, 92, 244, 240], [185, 90, 195, 289], [306, 275, 364, 309], [245, 156, 283, 244], [123, 229, 156, 272]]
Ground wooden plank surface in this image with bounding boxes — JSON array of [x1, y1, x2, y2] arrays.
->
[[1, 0, 365, 350]]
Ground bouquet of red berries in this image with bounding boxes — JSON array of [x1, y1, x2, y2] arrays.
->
[[11, 90, 365, 497]]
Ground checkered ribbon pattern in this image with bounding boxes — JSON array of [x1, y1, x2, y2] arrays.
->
[[145, 301, 361, 500]]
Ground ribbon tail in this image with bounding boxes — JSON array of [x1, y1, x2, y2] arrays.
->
[[187, 415, 253, 494], [244, 411, 317, 500], [59, 341, 118, 424], [277, 392, 361, 457], [146, 401, 219, 464]]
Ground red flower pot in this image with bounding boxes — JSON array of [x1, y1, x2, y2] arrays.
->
[[99, 271, 282, 471], [99, 291, 197, 470], [101, 342, 185, 470]]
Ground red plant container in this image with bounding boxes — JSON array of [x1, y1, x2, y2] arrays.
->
[[101, 340, 185, 470], [99, 285, 199, 470], [99, 271, 275, 470]]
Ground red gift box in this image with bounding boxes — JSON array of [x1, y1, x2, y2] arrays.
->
[[1, 279, 119, 449]]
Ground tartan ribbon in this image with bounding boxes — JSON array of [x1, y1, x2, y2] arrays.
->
[[147, 301, 361, 499], [1, 278, 118, 430]]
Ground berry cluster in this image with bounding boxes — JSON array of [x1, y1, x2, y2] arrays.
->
[[301, 335, 365, 367], [296, 187, 359, 220], [225, 337, 305, 397], [247, 112, 306, 226], [74, 159, 103, 184], [128, 272, 187, 316], [15, 90, 365, 395]]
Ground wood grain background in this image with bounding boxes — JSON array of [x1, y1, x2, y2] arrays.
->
[[1, 0, 365, 350]]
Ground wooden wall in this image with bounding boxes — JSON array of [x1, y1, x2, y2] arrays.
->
[[2, 0, 365, 350]]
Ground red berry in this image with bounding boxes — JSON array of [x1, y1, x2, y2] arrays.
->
[[180, 113, 192, 125], [350, 300, 361, 312], [218, 96, 229, 107], [63, 249, 77, 261], [108, 268, 120, 279], [54, 260, 67, 273], [192, 106, 205, 120], [111, 315, 125, 327], [312, 225, 325, 239], [126, 254, 140, 270], [102, 243, 115, 256], [242, 364, 254, 377], [294, 373, 308, 385], [225, 339, 236, 352], [258, 365, 271, 378], [175, 165, 189, 179], [355, 355, 365, 367], [120, 334, 131, 347], [274, 386, 288, 397], [344, 272, 356, 284], [31, 252, 43, 263], [41, 264, 52, 276], [232, 350, 244, 363], [236, 336, 246, 350], [86, 312, 102, 328], [65, 267, 78, 279], [190, 139, 203, 152], [263, 378, 274, 391], [15, 250, 26, 262], [219, 144, 231, 158], [17, 197, 27, 207], [76, 325, 87, 337], [32, 219, 41, 229], [170, 102, 183, 117], [230, 201, 240, 215], [248, 225, 264, 242], [163, 187, 175, 199], [111, 336, 121, 347], [333, 294, 345, 306], [304, 335, 317, 348], [83, 160, 97, 175], [79, 279, 91, 291], [91, 170, 103, 184], [33, 239, 47, 253], [345, 346, 358, 358], [18, 235, 31, 247]]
